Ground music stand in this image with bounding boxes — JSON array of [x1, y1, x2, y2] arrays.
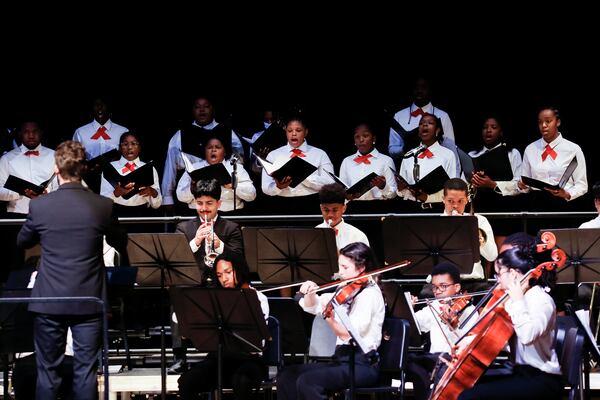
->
[[169, 286, 269, 400], [382, 216, 479, 276], [545, 228, 600, 284], [267, 297, 309, 355], [126, 233, 202, 399], [0, 289, 34, 399], [381, 282, 422, 347], [242, 227, 338, 285]]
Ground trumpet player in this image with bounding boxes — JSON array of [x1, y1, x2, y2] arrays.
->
[[170, 178, 244, 374], [441, 178, 497, 281]]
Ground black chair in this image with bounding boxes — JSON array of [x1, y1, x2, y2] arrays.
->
[[557, 315, 586, 400], [262, 315, 282, 400], [344, 317, 410, 399]]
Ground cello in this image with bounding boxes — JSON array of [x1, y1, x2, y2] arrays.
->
[[429, 231, 567, 400]]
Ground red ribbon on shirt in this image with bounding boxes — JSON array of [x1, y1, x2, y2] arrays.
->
[[541, 144, 557, 161], [290, 149, 306, 158], [121, 162, 136, 173], [353, 154, 373, 165], [410, 108, 425, 117], [90, 126, 111, 140], [24, 150, 40, 156], [418, 148, 434, 159]]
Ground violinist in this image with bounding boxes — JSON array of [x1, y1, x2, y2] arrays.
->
[[407, 262, 478, 400], [276, 242, 385, 400], [458, 247, 562, 400], [178, 251, 269, 400]]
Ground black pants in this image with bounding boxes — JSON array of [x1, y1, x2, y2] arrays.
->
[[177, 353, 266, 399], [405, 353, 440, 400], [458, 364, 562, 400], [276, 345, 379, 400], [33, 313, 102, 400]]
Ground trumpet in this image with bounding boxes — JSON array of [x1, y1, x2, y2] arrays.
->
[[203, 213, 218, 268]]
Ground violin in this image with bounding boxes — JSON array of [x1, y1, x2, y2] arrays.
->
[[322, 277, 370, 319], [439, 293, 473, 330], [430, 231, 567, 400]]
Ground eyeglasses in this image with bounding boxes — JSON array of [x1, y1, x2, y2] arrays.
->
[[431, 283, 455, 293]]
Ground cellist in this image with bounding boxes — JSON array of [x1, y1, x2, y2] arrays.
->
[[407, 262, 478, 400], [457, 247, 562, 400], [276, 242, 385, 400]]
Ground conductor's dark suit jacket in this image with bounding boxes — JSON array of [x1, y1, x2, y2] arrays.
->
[[17, 182, 127, 315], [176, 215, 243, 270]]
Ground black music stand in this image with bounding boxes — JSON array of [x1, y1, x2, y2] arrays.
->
[[382, 216, 479, 276], [242, 227, 338, 285], [169, 286, 269, 400], [381, 282, 422, 347], [126, 233, 202, 399], [267, 297, 309, 355], [0, 289, 34, 399], [546, 228, 600, 284]]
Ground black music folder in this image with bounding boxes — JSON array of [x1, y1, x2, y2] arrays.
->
[[186, 163, 232, 186], [472, 146, 513, 181], [394, 165, 450, 195], [256, 154, 317, 188], [327, 171, 378, 199], [4, 174, 54, 196], [243, 123, 286, 153], [103, 161, 155, 199], [522, 156, 578, 191], [86, 149, 120, 171]]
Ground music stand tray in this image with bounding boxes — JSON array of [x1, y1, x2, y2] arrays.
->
[[546, 228, 600, 284], [242, 227, 338, 285], [382, 216, 479, 275], [127, 233, 202, 286]]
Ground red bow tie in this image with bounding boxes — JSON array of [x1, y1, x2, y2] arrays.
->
[[90, 126, 111, 140], [353, 154, 373, 165], [121, 162, 136, 173], [24, 150, 40, 156], [410, 108, 426, 118], [418, 148, 434, 159], [541, 144, 557, 161], [290, 148, 306, 158]]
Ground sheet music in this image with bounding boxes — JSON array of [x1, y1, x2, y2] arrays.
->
[[404, 291, 422, 334], [575, 309, 595, 343], [180, 151, 195, 174], [254, 154, 276, 175]]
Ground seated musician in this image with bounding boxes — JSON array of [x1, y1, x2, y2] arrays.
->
[[441, 178, 497, 282], [315, 183, 369, 250], [408, 262, 478, 400], [276, 242, 385, 400], [457, 247, 562, 400], [177, 251, 269, 400]]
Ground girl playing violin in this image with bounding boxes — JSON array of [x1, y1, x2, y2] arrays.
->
[[407, 262, 478, 400], [177, 251, 269, 400], [276, 242, 385, 400], [457, 247, 562, 400]]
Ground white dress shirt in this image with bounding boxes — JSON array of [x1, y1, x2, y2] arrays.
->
[[73, 119, 128, 160], [521, 134, 587, 201], [441, 211, 497, 280], [176, 159, 256, 211], [0, 144, 58, 214], [339, 149, 397, 200], [261, 141, 334, 197], [415, 301, 477, 354], [389, 102, 455, 158], [161, 120, 244, 205], [300, 280, 385, 352], [398, 142, 458, 203], [469, 144, 523, 196], [100, 157, 162, 208], [580, 216, 600, 228], [505, 285, 561, 375], [316, 219, 370, 250]]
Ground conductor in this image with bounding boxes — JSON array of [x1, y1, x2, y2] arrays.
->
[[17, 140, 127, 400]]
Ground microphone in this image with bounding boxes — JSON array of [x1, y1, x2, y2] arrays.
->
[[230, 153, 240, 166], [403, 143, 427, 159]]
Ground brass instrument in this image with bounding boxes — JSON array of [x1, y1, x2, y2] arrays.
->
[[468, 182, 487, 246], [203, 213, 218, 268]]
